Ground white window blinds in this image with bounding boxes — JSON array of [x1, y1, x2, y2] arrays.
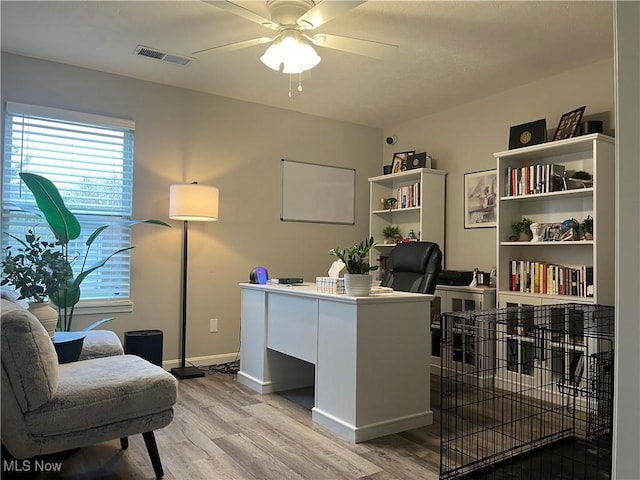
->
[[2, 102, 135, 300]]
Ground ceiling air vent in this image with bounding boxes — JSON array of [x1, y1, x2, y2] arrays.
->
[[133, 45, 192, 67]]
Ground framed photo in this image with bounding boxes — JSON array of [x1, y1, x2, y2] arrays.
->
[[464, 169, 497, 228], [552, 106, 586, 141], [390, 150, 415, 174]]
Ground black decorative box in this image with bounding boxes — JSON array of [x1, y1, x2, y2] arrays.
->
[[509, 119, 547, 150]]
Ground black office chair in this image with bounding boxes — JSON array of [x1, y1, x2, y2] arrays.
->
[[380, 241, 442, 294]]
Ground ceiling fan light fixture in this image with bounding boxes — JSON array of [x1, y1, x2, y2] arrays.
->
[[260, 43, 284, 71], [260, 33, 321, 74]]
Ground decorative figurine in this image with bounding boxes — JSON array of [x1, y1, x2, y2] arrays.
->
[[530, 222, 546, 242], [384, 197, 398, 210], [560, 228, 577, 241], [562, 218, 579, 233]]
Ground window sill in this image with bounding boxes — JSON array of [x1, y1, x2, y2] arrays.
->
[[71, 299, 134, 316]]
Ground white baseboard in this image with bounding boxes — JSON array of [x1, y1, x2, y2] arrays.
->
[[161, 352, 239, 371], [311, 407, 433, 443]]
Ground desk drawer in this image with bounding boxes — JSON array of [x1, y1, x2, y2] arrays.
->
[[267, 294, 317, 364]]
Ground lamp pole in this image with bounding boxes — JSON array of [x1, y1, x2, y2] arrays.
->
[[169, 183, 219, 380]]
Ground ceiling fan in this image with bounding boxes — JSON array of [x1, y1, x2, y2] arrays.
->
[[194, 0, 398, 76]]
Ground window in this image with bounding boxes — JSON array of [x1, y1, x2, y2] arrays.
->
[[2, 102, 135, 303]]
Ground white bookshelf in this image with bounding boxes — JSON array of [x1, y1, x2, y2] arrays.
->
[[368, 168, 446, 277], [494, 133, 615, 308]]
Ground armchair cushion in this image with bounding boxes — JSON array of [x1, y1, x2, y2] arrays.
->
[[77, 330, 124, 360], [1, 299, 58, 412]]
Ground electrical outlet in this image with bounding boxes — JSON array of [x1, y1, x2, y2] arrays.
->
[[209, 318, 218, 333]]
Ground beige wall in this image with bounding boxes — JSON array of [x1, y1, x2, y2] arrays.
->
[[383, 58, 615, 272], [1, 53, 380, 365]]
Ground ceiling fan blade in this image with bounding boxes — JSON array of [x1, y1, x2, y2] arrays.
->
[[193, 36, 275, 56], [308, 33, 397, 60], [202, 1, 279, 30], [297, 0, 366, 30]]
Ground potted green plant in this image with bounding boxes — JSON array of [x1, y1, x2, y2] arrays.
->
[[579, 215, 593, 240], [382, 225, 401, 244], [1, 229, 73, 336], [329, 236, 379, 296], [3, 172, 170, 332], [511, 217, 534, 241]]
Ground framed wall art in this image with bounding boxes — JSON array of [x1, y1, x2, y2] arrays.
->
[[464, 169, 498, 228], [390, 150, 415, 174], [552, 106, 586, 141]]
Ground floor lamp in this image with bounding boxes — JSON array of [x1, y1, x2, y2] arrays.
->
[[169, 182, 219, 380]]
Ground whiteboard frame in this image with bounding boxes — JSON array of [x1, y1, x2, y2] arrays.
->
[[280, 159, 356, 225]]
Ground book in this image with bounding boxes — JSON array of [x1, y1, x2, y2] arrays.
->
[[269, 277, 303, 284], [585, 266, 594, 296], [504, 163, 565, 196]]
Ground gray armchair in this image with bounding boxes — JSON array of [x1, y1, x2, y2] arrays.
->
[[1, 297, 179, 478]]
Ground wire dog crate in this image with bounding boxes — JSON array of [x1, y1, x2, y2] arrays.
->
[[439, 303, 614, 480]]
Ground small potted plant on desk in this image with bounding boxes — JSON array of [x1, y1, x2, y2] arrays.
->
[[511, 217, 534, 242], [329, 237, 378, 296]]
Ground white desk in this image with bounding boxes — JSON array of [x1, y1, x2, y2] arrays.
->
[[238, 282, 433, 443]]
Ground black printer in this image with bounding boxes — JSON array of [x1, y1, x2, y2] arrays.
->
[[436, 270, 475, 286]]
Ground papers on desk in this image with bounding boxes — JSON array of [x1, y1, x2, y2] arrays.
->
[[370, 286, 394, 294]]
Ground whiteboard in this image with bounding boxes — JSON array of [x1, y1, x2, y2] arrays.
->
[[281, 159, 355, 224]]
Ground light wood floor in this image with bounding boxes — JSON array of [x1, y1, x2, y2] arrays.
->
[[31, 371, 444, 480]]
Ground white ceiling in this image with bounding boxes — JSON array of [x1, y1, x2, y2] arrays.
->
[[0, 1, 614, 128]]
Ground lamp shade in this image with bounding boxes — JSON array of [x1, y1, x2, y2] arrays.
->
[[260, 35, 321, 74], [169, 183, 219, 221]]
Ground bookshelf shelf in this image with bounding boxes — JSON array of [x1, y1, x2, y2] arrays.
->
[[371, 206, 421, 215], [500, 187, 593, 202], [500, 240, 594, 246], [495, 133, 615, 308]]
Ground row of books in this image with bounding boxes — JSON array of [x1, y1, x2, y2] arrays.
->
[[394, 182, 421, 209], [509, 260, 593, 297], [504, 164, 565, 197]]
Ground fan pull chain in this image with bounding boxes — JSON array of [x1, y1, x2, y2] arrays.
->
[[287, 72, 304, 97]]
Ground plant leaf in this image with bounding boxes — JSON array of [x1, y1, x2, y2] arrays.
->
[[3, 202, 46, 220], [5, 233, 30, 249], [85, 219, 170, 247], [83, 317, 116, 331], [73, 247, 135, 287], [19, 173, 81, 244], [51, 282, 81, 309]]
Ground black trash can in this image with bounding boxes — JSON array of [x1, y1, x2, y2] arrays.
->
[[124, 330, 163, 367]]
